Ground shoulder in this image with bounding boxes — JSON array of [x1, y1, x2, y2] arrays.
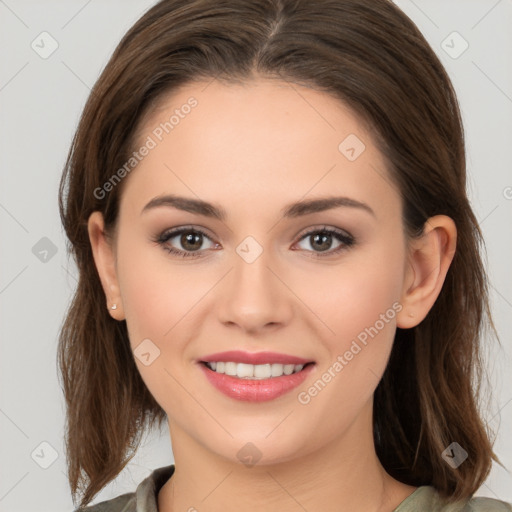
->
[[396, 486, 512, 512], [74, 492, 136, 512], [72, 464, 175, 512], [461, 496, 512, 511]]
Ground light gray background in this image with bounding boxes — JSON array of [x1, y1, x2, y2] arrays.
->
[[0, 1, 511, 510]]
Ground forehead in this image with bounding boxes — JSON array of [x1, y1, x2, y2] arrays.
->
[[136, 78, 370, 153], [121, 78, 400, 221]]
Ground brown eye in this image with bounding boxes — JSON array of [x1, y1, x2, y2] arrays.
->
[[295, 227, 355, 257], [155, 227, 216, 258]]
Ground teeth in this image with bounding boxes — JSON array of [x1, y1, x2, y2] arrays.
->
[[225, 362, 237, 376], [205, 361, 305, 379]]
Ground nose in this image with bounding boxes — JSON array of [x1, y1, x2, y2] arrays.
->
[[216, 243, 294, 334]]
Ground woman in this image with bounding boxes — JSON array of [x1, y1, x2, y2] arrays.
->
[[58, 0, 511, 510]]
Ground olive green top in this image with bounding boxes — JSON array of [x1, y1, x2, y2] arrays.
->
[[77, 465, 512, 512]]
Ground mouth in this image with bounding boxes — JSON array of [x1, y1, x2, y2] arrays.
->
[[197, 350, 316, 401], [197, 353, 316, 402], [200, 360, 315, 379]]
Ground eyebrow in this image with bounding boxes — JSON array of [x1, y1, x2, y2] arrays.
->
[[141, 194, 375, 220]]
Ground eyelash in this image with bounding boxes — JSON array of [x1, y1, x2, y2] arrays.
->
[[153, 225, 355, 259]]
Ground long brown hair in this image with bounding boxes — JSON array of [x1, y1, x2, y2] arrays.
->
[[58, 0, 498, 508]]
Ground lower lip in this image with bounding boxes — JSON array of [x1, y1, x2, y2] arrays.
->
[[198, 362, 315, 402]]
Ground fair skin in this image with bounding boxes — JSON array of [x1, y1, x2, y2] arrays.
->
[[88, 78, 456, 512]]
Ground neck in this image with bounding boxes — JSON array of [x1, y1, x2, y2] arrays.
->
[[158, 403, 416, 512]]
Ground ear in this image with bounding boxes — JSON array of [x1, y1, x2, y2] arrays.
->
[[396, 215, 457, 329], [87, 211, 125, 321]]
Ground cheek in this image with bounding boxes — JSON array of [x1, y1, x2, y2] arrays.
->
[[115, 241, 202, 412], [312, 240, 405, 345], [307, 243, 402, 365], [116, 231, 206, 345], [298, 241, 405, 413]]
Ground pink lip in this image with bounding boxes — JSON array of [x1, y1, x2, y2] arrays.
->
[[198, 361, 316, 402], [198, 350, 313, 365]]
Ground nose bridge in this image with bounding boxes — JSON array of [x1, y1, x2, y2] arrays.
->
[[217, 233, 292, 330]]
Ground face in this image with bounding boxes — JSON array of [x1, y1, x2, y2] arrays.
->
[[97, 78, 412, 465]]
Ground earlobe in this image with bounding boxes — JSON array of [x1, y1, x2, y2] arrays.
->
[[396, 215, 457, 329], [87, 211, 125, 320]]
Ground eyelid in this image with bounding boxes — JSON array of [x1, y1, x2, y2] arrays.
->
[[295, 224, 353, 241], [154, 224, 355, 258], [156, 224, 353, 242], [292, 225, 355, 256], [156, 225, 218, 248]]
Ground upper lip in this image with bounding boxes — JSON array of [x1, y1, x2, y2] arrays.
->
[[199, 350, 314, 365]]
